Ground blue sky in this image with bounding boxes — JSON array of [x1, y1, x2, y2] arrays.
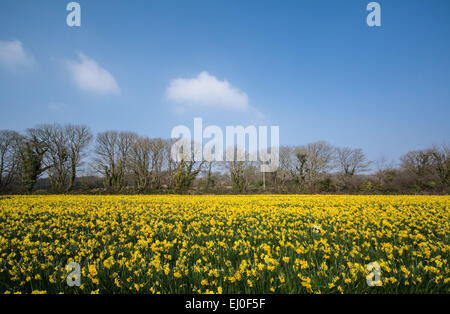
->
[[0, 0, 449, 165]]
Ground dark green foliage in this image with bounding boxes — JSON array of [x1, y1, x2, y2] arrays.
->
[[20, 139, 47, 193], [174, 159, 203, 193]]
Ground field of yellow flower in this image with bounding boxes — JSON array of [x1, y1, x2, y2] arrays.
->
[[0, 195, 448, 294]]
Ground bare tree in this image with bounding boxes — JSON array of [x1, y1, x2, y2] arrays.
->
[[149, 138, 166, 189], [335, 147, 371, 191], [128, 136, 166, 191], [430, 144, 450, 191], [0, 130, 22, 191], [276, 146, 294, 190], [65, 125, 93, 191], [223, 147, 254, 193], [400, 149, 434, 191], [305, 141, 335, 181], [93, 131, 138, 189], [161, 138, 177, 189], [34, 124, 70, 192], [26, 124, 92, 192], [117, 131, 137, 188], [335, 147, 371, 176], [274, 143, 335, 192], [288, 142, 335, 191], [374, 154, 397, 189], [129, 136, 152, 191]]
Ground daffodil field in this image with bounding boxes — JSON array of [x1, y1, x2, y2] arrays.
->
[[0, 195, 448, 294]]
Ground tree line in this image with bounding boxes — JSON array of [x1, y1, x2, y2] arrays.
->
[[0, 124, 449, 194]]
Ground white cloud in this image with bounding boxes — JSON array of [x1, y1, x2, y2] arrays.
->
[[67, 53, 120, 95], [166, 71, 249, 111], [0, 40, 35, 71]]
